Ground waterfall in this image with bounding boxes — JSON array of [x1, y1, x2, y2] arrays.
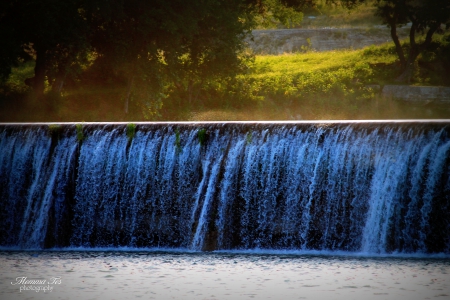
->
[[0, 122, 449, 254]]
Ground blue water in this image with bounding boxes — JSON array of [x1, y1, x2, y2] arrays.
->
[[1, 121, 449, 254], [1, 122, 450, 299]]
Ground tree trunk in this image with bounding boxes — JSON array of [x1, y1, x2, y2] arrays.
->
[[51, 69, 67, 94], [33, 47, 47, 96], [389, 18, 406, 70], [395, 50, 418, 83], [395, 21, 439, 83]]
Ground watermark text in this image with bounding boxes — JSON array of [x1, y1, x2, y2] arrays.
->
[[11, 276, 62, 293]]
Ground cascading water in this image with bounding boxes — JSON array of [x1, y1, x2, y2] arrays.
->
[[0, 122, 449, 254]]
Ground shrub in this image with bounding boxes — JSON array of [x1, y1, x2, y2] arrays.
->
[[126, 123, 136, 142], [75, 123, 85, 142]]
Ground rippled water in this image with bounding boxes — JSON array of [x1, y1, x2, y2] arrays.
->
[[1, 251, 449, 300]]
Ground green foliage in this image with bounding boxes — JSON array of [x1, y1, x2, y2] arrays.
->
[[373, 0, 450, 81], [126, 123, 136, 142], [300, 0, 380, 28], [2, 61, 34, 94], [183, 39, 449, 120], [0, 0, 311, 117], [1, 0, 449, 121], [2, 37, 449, 122], [174, 128, 182, 154], [256, 0, 304, 28], [0, 0, 92, 95], [198, 128, 208, 146], [246, 131, 253, 144], [91, 0, 257, 116], [75, 123, 85, 142], [233, 49, 394, 102]]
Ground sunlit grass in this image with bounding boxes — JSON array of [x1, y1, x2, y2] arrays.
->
[[250, 45, 397, 78], [1, 34, 449, 122], [227, 42, 400, 109]]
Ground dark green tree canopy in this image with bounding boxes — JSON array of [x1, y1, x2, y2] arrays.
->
[[0, 0, 307, 106], [375, 0, 450, 82], [0, 0, 92, 94], [334, 0, 449, 82], [2, 0, 448, 103]]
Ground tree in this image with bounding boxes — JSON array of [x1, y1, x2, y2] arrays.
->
[[390, 0, 450, 83], [86, 0, 309, 115], [85, 0, 254, 114], [369, 0, 450, 83], [0, 2, 24, 83], [0, 0, 310, 113], [0, 0, 92, 96], [254, 0, 307, 28]]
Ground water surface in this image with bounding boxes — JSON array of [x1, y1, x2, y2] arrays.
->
[[1, 251, 449, 300]]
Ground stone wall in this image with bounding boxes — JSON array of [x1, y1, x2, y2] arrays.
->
[[381, 85, 450, 102], [247, 27, 410, 54]]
